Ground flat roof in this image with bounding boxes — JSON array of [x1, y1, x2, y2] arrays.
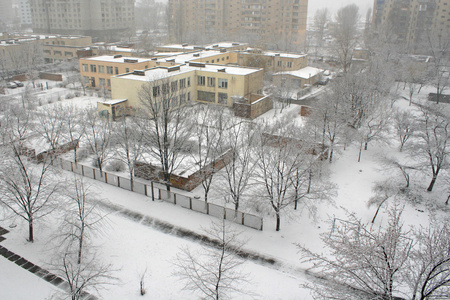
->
[[115, 64, 262, 82], [157, 50, 226, 64], [159, 42, 247, 50], [83, 55, 152, 63], [275, 67, 323, 79]]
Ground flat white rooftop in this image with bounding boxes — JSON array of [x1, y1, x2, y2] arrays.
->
[[83, 55, 152, 63], [115, 64, 262, 82], [275, 66, 323, 79]]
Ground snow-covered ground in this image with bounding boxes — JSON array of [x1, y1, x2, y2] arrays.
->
[[0, 84, 448, 299]]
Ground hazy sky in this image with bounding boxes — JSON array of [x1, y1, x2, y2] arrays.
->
[[308, 0, 373, 20]]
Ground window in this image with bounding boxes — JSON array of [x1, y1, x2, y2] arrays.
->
[[287, 62, 292, 68], [65, 51, 73, 57], [90, 64, 97, 72], [126, 68, 130, 73], [207, 77, 215, 87], [171, 96, 179, 108], [180, 78, 186, 89], [98, 65, 105, 73], [153, 86, 160, 97], [107, 79, 111, 87], [107, 66, 113, 74], [171, 81, 178, 92], [187, 92, 191, 101], [180, 93, 186, 104], [187, 77, 191, 87], [218, 92, 228, 104], [99, 78, 106, 87], [162, 83, 170, 95], [198, 75, 205, 86], [83, 76, 89, 84], [198, 91, 215, 102], [218, 78, 228, 89], [82, 64, 88, 72], [277, 61, 282, 67], [115, 67, 119, 74]]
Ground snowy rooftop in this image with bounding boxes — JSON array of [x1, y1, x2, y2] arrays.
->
[[275, 66, 324, 79], [157, 50, 225, 64], [83, 55, 152, 63], [159, 42, 247, 51], [263, 51, 307, 59], [115, 64, 262, 82]]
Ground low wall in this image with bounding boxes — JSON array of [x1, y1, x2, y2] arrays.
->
[[39, 72, 63, 81], [57, 158, 263, 231]]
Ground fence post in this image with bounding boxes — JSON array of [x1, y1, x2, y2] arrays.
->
[[151, 182, 155, 201], [93, 168, 96, 180], [144, 184, 148, 197], [189, 198, 192, 210], [174, 194, 177, 205], [81, 165, 84, 176], [71, 162, 74, 172], [118, 177, 120, 188], [206, 202, 210, 215]]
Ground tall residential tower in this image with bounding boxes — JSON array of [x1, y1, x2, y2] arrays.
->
[[29, 0, 135, 41], [168, 0, 308, 50]]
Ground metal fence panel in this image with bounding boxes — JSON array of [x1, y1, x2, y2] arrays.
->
[[73, 163, 83, 175], [243, 214, 263, 230], [191, 198, 208, 214], [176, 195, 191, 209], [106, 173, 119, 187], [119, 177, 132, 191], [83, 166, 95, 179], [208, 203, 225, 219], [133, 182, 147, 196], [94, 169, 106, 182], [225, 208, 243, 224]]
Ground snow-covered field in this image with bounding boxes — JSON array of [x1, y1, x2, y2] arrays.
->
[[0, 83, 448, 299]]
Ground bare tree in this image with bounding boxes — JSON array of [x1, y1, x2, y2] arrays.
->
[[425, 33, 450, 104], [139, 76, 193, 191], [61, 177, 103, 265], [332, 4, 360, 73], [112, 116, 146, 191], [413, 105, 449, 192], [298, 207, 412, 300], [0, 106, 60, 242], [84, 108, 112, 174], [191, 105, 227, 202], [394, 109, 416, 152], [405, 223, 450, 300], [314, 8, 329, 47], [218, 120, 256, 211], [36, 104, 66, 151], [63, 105, 85, 164], [173, 220, 250, 300]]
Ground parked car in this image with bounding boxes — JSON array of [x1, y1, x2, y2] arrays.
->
[[323, 70, 331, 76], [13, 81, 24, 87], [316, 78, 329, 85], [6, 82, 18, 89]]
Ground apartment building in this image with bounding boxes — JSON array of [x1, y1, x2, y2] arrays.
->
[[18, 0, 33, 27], [29, 0, 135, 41], [372, 0, 450, 48], [0, 0, 14, 26], [168, 0, 308, 50], [80, 55, 153, 89]]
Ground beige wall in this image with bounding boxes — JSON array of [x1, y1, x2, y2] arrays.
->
[[111, 67, 264, 110]]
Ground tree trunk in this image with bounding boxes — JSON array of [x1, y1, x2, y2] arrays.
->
[[446, 195, 449, 205], [28, 219, 34, 242], [364, 142, 368, 150], [276, 213, 281, 231], [427, 176, 437, 192]]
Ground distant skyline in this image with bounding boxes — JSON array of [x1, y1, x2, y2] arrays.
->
[[308, 0, 373, 21], [153, 0, 374, 22]]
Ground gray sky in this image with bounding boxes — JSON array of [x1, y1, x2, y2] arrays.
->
[[308, 0, 373, 21]]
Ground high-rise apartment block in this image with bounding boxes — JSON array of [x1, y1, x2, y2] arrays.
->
[[168, 0, 308, 50], [29, 0, 135, 41], [0, 0, 14, 26], [18, 0, 33, 26], [372, 0, 450, 48]]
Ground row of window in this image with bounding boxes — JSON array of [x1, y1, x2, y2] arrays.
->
[[82, 64, 138, 75], [197, 91, 228, 104], [197, 76, 228, 89], [152, 77, 192, 98]]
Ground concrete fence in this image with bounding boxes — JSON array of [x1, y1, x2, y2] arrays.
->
[[54, 158, 263, 231]]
